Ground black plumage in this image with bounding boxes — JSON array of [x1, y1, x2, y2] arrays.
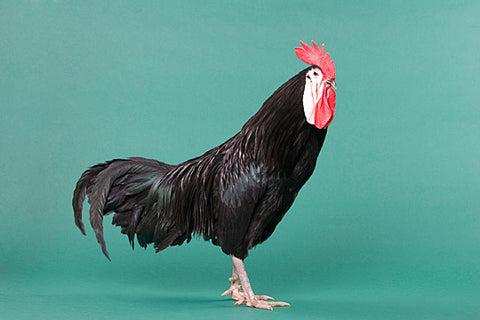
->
[[73, 66, 327, 261]]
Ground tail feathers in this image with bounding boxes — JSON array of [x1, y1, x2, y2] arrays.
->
[[72, 157, 171, 259], [73, 161, 114, 235], [89, 160, 140, 260], [111, 206, 141, 248]]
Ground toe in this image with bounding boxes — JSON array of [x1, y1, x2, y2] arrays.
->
[[221, 289, 231, 296], [246, 298, 290, 310], [221, 284, 242, 297], [271, 301, 290, 307], [234, 292, 246, 305]]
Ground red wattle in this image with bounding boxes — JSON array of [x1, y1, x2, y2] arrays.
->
[[314, 86, 336, 129]]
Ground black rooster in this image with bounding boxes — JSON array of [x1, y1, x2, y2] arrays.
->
[[73, 41, 337, 310]]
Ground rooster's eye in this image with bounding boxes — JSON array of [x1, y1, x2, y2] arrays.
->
[[313, 72, 319, 76]]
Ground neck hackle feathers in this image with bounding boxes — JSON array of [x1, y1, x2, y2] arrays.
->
[[295, 41, 335, 79]]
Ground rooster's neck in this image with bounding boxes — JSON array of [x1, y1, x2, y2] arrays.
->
[[238, 68, 326, 172]]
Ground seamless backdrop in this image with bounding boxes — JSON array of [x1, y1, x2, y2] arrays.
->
[[1, 1, 479, 319]]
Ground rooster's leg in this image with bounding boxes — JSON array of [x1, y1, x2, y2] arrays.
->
[[226, 256, 290, 310]]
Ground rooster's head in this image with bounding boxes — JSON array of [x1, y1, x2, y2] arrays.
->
[[295, 41, 336, 129]]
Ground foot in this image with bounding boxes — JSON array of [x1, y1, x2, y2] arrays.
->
[[221, 277, 283, 308], [226, 256, 291, 310]]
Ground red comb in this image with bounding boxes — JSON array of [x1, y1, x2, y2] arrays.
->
[[295, 40, 335, 79]]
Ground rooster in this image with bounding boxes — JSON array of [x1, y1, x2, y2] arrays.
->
[[73, 40, 337, 310]]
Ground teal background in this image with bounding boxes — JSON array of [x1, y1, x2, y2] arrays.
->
[[1, 1, 479, 319]]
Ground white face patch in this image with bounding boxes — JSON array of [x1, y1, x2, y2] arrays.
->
[[303, 67, 324, 125]]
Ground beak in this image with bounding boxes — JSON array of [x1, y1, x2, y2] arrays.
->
[[327, 79, 337, 89]]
